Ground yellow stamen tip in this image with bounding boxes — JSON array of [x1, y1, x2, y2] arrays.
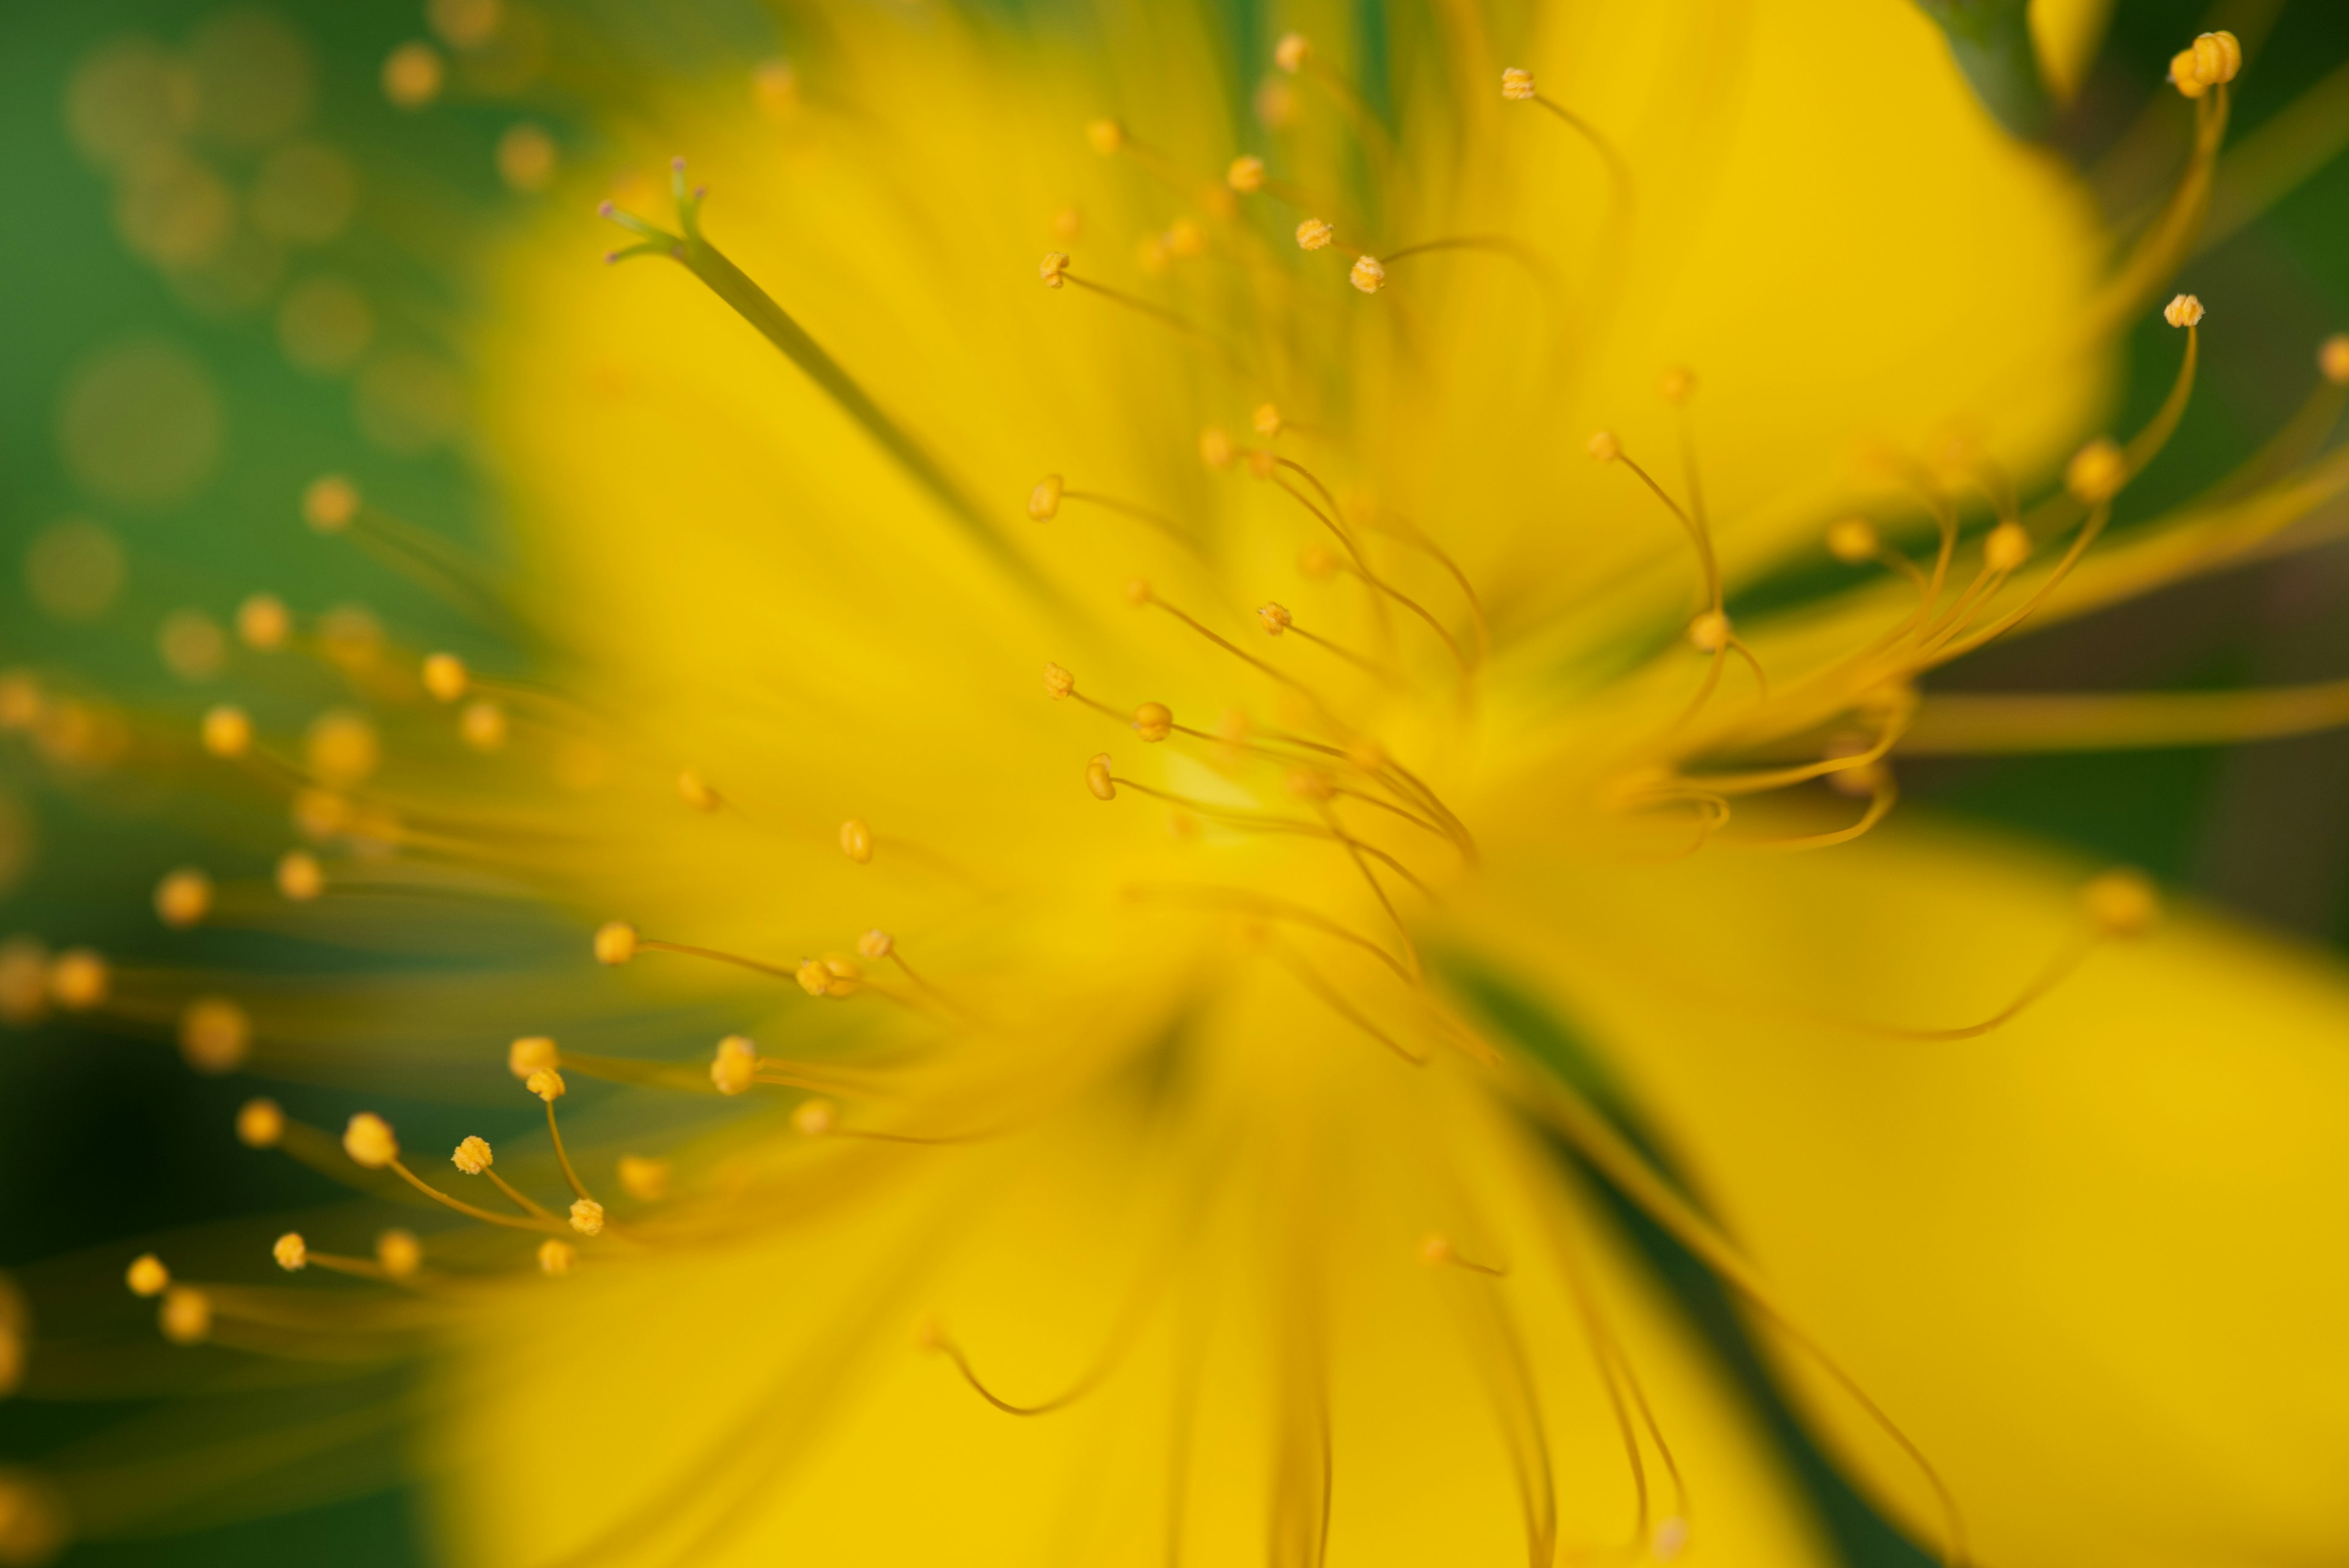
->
[[1086, 752, 1118, 801], [793, 1098, 836, 1136], [1586, 430, 1621, 463], [1983, 521, 2032, 573], [276, 850, 324, 902], [1199, 427, 1236, 469], [1134, 702, 1173, 742], [1226, 154, 1265, 193], [536, 1238, 575, 1277], [1042, 661, 1075, 699], [795, 959, 831, 998], [711, 1034, 758, 1094], [675, 770, 721, 812], [200, 704, 253, 758], [526, 1068, 566, 1102], [1123, 578, 1153, 606], [593, 922, 637, 965], [1257, 602, 1293, 635], [1500, 67, 1536, 101], [154, 867, 212, 929], [1654, 1517, 1693, 1561], [2164, 293, 2206, 329], [47, 949, 108, 1013], [2318, 333, 2349, 386], [2084, 869, 2161, 938], [301, 474, 359, 533], [1826, 517, 1879, 563], [1252, 403, 1282, 437], [178, 997, 251, 1075], [342, 1112, 398, 1169], [1037, 250, 1071, 289], [505, 1038, 558, 1081], [2065, 437, 2126, 504], [1687, 611, 1732, 654], [125, 1254, 169, 1298], [1294, 217, 1334, 251], [1274, 32, 1310, 73], [617, 1155, 670, 1202], [451, 1135, 494, 1175], [1419, 1233, 1454, 1266], [1027, 474, 1063, 521], [1348, 255, 1386, 294], [236, 592, 291, 650], [1658, 365, 1696, 404], [421, 652, 469, 702], [1083, 119, 1123, 155], [236, 1097, 284, 1149], [272, 1233, 307, 1271], [159, 1285, 212, 1345], [2190, 31, 2243, 87], [568, 1198, 604, 1236], [856, 929, 893, 960], [376, 1228, 422, 1278], [839, 818, 874, 864]]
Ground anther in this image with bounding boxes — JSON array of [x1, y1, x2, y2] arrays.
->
[[158, 1286, 212, 1345], [1043, 662, 1075, 699], [2323, 335, 2349, 387], [376, 1229, 422, 1277], [1348, 255, 1386, 293], [1086, 753, 1118, 800], [796, 959, 858, 999], [1500, 67, 1537, 100], [1028, 474, 1064, 520], [155, 868, 212, 929], [273, 1233, 308, 1271], [2169, 31, 2242, 99], [179, 997, 251, 1074], [593, 921, 637, 965], [421, 652, 469, 702], [1687, 612, 1732, 655], [459, 699, 508, 751], [1654, 1517, 1693, 1561], [839, 818, 874, 864], [1134, 702, 1174, 741], [343, 1112, 398, 1169], [537, 1239, 574, 1277], [1983, 522, 2031, 573], [1037, 251, 1071, 289], [237, 593, 291, 650], [1586, 430, 1621, 463], [793, 1098, 836, 1136], [2065, 437, 2126, 504], [617, 1156, 670, 1201], [277, 850, 324, 902], [2164, 293, 2205, 329], [857, 929, 894, 960], [1123, 578, 1153, 606], [48, 949, 108, 1013], [200, 704, 253, 758], [452, 1135, 494, 1175], [1274, 32, 1311, 73], [1165, 219, 1204, 259], [1295, 217, 1334, 251], [126, 1254, 169, 1298], [1827, 518, 1879, 563], [1084, 119, 1123, 155], [1258, 602, 1293, 634], [677, 770, 721, 812], [569, 1198, 605, 1236], [711, 1034, 757, 1094], [1200, 428, 1236, 469], [1227, 155, 1265, 193], [2084, 869, 2160, 938], [505, 1041, 557, 1086], [302, 475, 360, 533], [526, 1068, 566, 1103], [236, 1097, 284, 1148]]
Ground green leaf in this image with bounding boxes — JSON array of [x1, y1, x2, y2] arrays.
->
[[1911, 0, 2056, 139]]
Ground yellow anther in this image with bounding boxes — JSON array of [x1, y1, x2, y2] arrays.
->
[[1500, 67, 1537, 100], [1134, 702, 1174, 742], [159, 1285, 212, 1345], [504, 1036, 559, 1080], [451, 1135, 494, 1175], [795, 959, 831, 998], [458, 698, 508, 752], [236, 1097, 284, 1148], [1348, 255, 1386, 293], [1166, 218, 1204, 259], [273, 1232, 308, 1271], [291, 790, 351, 841], [1052, 205, 1082, 242], [856, 929, 894, 960], [1246, 446, 1278, 480], [1037, 250, 1071, 289], [792, 1098, 836, 1136], [178, 997, 251, 1074], [1200, 426, 1236, 469], [913, 1313, 944, 1351], [536, 1238, 575, 1277], [1042, 662, 1075, 699], [1297, 543, 1337, 581], [342, 1111, 398, 1169], [1827, 517, 1879, 563], [1345, 736, 1387, 773], [616, 1155, 670, 1202], [2169, 50, 2209, 98], [305, 710, 379, 789], [568, 1198, 605, 1236], [1688, 611, 1732, 654], [1028, 474, 1064, 521], [1251, 404, 1283, 439], [1586, 430, 1621, 463], [839, 818, 874, 864], [1295, 217, 1334, 251], [1284, 767, 1335, 801], [1274, 32, 1310, 73], [237, 592, 291, 650], [2322, 334, 2349, 387], [2084, 869, 2161, 938], [154, 867, 212, 928], [302, 475, 359, 532], [2191, 31, 2243, 86], [711, 1033, 758, 1094], [0, 673, 38, 731], [2164, 293, 2205, 329], [1658, 365, 1697, 405], [1258, 602, 1293, 635], [677, 770, 721, 812], [1227, 154, 1266, 193], [200, 704, 253, 758], [382, 40, 443, 108], [1983, 521, 2032, 573], [126, 1254, 169, 1298], [1654, 1517, 1693, 1561], [1086, 752, 1117, 801], [276, 849, 324, 902], [1084, 119, 1123, 155], [1418, 1233, 1454, 1266], [526, 1067, 566, 1102], [593, 921, 637, 965], [48, 949, 108, 1013], [376, 1228, 422, 1277], [1135, 233, 1169, 275], [1123, 577, 1153, 606], [421, 652, 469, 702], [2065, 437, 2126, 504]]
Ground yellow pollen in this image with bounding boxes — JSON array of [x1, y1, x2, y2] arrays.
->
[[1037, 250, 1071, 289], [376, 1228, 422, 1277], [158, 1285, 212, 1345], [236, 593, 291, 650], [1123, 577, 1153, 606], [677, 770, 721, 812], [1083, 119, 1123, 155], [1274, 32, 1310, 73], [795, 959, 830, 998], [1687, 611, 1732, 655], [1827, 517, 1879, 563], [2084, 869, 2161, 938], [178, 997, 251, 1074], [302, 474, 360, 532], [526, 1068, 566, 1102], [2164, 293, 2206, 329], [48, 949, 108, 1012], [1042, 662, 1075, 699], [1284, 768, 1335, 801], [343, 1111, 399, 1170], [617, 1155, 670, 1202], [1418, 1233, 1454, 1266], [1258, 602, 1293, 634], [421, 652, 469, 702], [857, 929, 894, 959], [2319, 334, 2349, 385], [1658, 365, 1697, 404], [125, 1254, 169, 1298], [1252, 403, 1282, 437], [154, 866, 212, 928], [1166, 218, 1204, 259], [273, 1232, 308, 1271], [711, 1033, 758, 1094], [593, 921, 637, 965], [2191, 30, 2243, 87], [1297, 543, 1337, 580], [1295, 217, 1334, 251], [1134, 702, 1173, 742], [277, 849, 324, 902], [1983, 522, 2032, 573], [451, 1135, 494, 1175], [458, 699, 508, 751], [1499, 67, 1536, 100], [305, 710, 380, 789], [792, 1098, 836, 1136], [1348, 255, 1386, 293], [569, 1198, 605, 1236], [236, 1097, 284, 1148], [1200, 426, 1236, 469], [536, 1238, 574, 1277], [1086, 752, 1118, 801], [1226, 154, 1265, 193], [2065, 437, 2126, 503], [1027, 474, 1064, 520], [1586, 430, 1622, 463], [200, 704, 253, 758], [839, 818, 874, 864], [381, 41, 443, 108]]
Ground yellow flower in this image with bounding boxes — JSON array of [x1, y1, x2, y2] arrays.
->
[[14, 4, 2349, 1568]]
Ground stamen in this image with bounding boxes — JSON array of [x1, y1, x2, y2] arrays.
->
[[1418, 1233, 1505, 1276], [1256, 930, 1425, 1065], [1037, 253, 1237, 366], [529, 1069, 598, 1205], [1498, 68, 1635, 201], [1028, 475, 1195, 550], [1588, 431, 1720, 612]]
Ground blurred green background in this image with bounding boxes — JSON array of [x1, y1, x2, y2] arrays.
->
[[1, 0, 2345, 1562]]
